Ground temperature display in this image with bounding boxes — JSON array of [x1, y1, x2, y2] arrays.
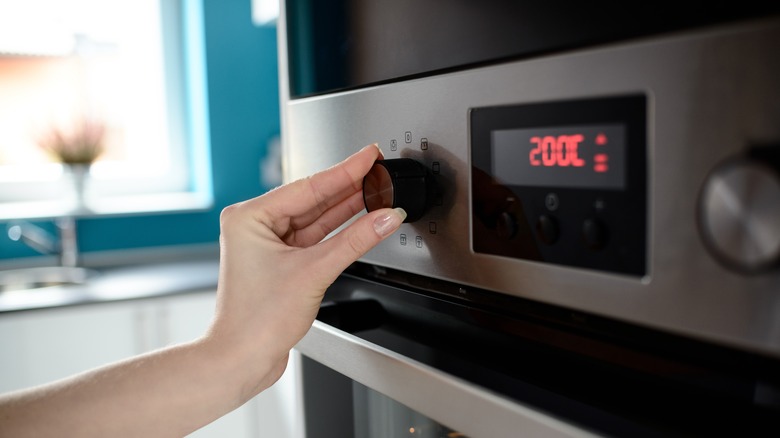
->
[[491, 124, 626, 189]]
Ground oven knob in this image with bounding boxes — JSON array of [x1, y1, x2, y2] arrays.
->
[[363, 158, 437, 223], [698, 159, 780, 273]]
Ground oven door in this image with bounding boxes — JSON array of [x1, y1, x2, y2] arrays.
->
[[296, 324, 591, 438], [293, 268, 780, 438]]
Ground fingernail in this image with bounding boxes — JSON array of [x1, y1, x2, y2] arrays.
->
[[365, 142, 383, 158], [373, 208, 406, 237]]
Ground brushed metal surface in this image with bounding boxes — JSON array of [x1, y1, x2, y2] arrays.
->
[[699, 160, 780, 272], [296, 321, 602, 438], [279, 18, 780, 358]]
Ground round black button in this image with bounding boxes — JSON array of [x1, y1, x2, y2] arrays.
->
[[582, 219, 607, 250], [496, 212, 518, 240], [363, 158, 437, 223], [536, 215, 559, 245]]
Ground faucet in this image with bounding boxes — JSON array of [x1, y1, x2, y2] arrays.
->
[[7, 217, 80, 267]]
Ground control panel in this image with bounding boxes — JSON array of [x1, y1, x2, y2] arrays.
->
[[470, 95, 647, 276]]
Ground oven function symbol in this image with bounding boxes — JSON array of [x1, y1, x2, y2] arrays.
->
[[405, 131, 412, 143], [582, 218, 607, 250], [535, 214, 559, 245], [415, 236, 423, 248], [390, 139, 398, 151], [420, 137, 428, 150], [432, 161, 440, 174], [362, 158, 438, 223], [400, 233, 407, 245], [545, 193, 559, 211], [429, 221, 437, 234]]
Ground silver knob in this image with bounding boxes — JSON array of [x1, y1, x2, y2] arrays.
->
[[698, 159, 780, 273]]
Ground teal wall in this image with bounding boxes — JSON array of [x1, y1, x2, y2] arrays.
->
[[0, 0, 280, 260]]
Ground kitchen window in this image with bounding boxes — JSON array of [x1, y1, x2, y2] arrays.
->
[[0, 0, 211, 219]]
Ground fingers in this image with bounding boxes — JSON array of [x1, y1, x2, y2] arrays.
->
[[310, 207, 407, 279], [253, 144, 382, 235], [284, 190, 365, 247]]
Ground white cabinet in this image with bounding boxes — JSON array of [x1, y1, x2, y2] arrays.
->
[[0, 291, 297, 438], [0, 301, 139, 393]]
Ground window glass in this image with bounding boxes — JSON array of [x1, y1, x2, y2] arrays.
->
[[0, 0, 207, 217]]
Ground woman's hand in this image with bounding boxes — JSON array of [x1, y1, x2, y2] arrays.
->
[[207, 143, 406, 399], [0, 144, 405, 438]]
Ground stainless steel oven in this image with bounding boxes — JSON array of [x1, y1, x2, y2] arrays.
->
[[277, 1, 780, 436]]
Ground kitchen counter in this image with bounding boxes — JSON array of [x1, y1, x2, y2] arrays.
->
[[0, 258, 220, 313]]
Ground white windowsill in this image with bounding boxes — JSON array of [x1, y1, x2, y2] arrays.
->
[[0, 192, 213, 220]]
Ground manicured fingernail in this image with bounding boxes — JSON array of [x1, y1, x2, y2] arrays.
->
[[373, 208, 406, 237], [365, 142, 383, 158]]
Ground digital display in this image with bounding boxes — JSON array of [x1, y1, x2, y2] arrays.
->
[[491, 124, 626, 190]]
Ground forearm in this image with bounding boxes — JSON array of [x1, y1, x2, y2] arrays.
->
[[0, 335, 277, 437]]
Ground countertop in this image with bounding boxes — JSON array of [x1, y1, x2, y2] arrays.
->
[[0, 258, 220, 313]]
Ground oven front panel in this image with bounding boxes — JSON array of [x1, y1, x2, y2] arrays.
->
[[280, 19, 780, 358]]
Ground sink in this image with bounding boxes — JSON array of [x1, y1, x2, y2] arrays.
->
[[0, 258, 219, 313], [0, 266, 98, 292]]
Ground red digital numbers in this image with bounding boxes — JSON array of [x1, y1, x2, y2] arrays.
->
[[529, 135, 586, 167]]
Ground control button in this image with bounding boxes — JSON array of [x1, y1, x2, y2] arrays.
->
[[536, 215, 559, 245], [582, 219, 607, 250], [400, 234, 407, 245], [390, 139, 397, 151], [429, 221, 437, 234], [415, 236, 423, 248], [698, 158, 780, 273], [363, 158, 438, 223], [496, 212, 518, 240], [421, 138, 428, 150], [405, 131, 412, 143]]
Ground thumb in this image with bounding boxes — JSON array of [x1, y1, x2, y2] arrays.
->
[[314, 207, 407, 275]]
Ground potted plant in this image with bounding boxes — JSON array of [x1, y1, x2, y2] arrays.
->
[[38, 118, 106, 210]]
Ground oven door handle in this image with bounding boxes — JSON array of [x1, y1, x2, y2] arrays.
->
[[295, 320, 601, 438]]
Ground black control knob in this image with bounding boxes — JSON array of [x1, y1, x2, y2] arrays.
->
[[363, 158, 437, 223], [582, 218, 608, 250], [536, 215, 559, 245], [698, 158, 780, 273]]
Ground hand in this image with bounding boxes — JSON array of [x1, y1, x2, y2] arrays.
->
[[0, 144, 404, 438], [207, 143, 406, 398]]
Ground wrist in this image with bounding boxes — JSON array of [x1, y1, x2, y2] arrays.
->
[[198, 323, 287, 405]]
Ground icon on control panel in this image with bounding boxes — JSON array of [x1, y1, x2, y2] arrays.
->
[[545, 193, 559, 211], [390, 139, 398, 151], [405, 131, 412, 143], [421, 138, 428, 150]]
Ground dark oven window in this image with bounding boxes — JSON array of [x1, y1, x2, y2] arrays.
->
[[284, 0, 779, 98]]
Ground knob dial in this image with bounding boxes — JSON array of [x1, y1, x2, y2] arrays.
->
[[698, 159, 780, 273], [363, 158, 437, 222]]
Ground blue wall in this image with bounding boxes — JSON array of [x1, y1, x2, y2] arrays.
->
[[0, 0, 280, 260]]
